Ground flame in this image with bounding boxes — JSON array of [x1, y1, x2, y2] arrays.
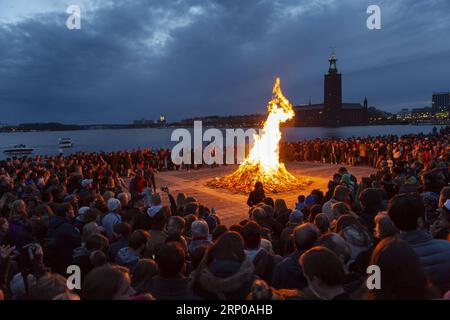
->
[[208, 77, 311, 193]]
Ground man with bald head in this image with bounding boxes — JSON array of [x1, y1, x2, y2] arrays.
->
[[272, 223, 320, 290]]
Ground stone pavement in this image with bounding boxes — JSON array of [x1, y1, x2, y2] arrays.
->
[[155, 162, 377, 226]]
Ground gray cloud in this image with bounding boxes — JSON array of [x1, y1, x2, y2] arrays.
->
[[0, 0, 449, 124]]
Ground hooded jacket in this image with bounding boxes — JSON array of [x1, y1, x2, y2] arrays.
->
[[340, 225, 372, 261], [192, 258, 255, 300]]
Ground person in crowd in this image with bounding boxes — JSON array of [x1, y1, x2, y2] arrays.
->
[[388, 193, 450, 294], [82, 265, 135, 300], [337, 215, 372, 262], [108, 222, 131, 261], [129, 170, 146, 201], [28, 272, 73, 300], [147, 193, 163, 219], [116, 230, 149, 271], [188, 220, 212, 256], [0, 218, 9, 245], [274, 199, 291, 227], [247, 182, 265, 207], [374, 213, 398, 240], [241, 221, 282, 285], [431, 199, 450, 240], [167, 216, 187, 240], [146, 207, 169, 258], [315, 233, 364, 297], [102, 198, 122, 240], [272, 223, 320, 290], [73, 233, 109, 279], [151, 242, 197, 300], [49, 203, 81, 274], [299, 246, 348, 300], [131, 259, 158, 297], [8, 200, 32, 248], [325, 174, 342, 202], [190, 232, 254, 299], [322, 186, 350, 221], [313, 213, 330, 235], [358, 188, 383, 232], [212, 225, 228, 242], [279, 210, 304, 256], [295, 195, 305, 211], [366, 237, 434, 300]]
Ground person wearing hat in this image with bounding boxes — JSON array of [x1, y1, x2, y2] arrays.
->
[[79, 179, 94, 207], [398, 175, 418, 193], [102, 198, 122, 240]]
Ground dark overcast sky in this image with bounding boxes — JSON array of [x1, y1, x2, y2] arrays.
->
[[0, 0, 449, 124]]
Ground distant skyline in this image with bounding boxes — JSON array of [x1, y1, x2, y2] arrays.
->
[[0, 0, 449, 124]]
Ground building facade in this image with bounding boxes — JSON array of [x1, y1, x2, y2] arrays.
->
[[432, 92, 450, 113], [294, 53, 369, 127]]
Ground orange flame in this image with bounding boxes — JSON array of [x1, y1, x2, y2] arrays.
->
[[208, 77, 311, 193], [245, 77, 294, 174]]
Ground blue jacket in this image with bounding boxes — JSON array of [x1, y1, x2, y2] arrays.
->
[[272, 250, 308, 290], [399, 230, 450, 294]]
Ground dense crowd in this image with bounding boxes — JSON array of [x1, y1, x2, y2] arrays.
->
[[281, 126, 450, 168], [0, 129, 449, 300]]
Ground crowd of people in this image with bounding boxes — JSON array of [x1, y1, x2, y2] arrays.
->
[[281, 126, 450, 168], [0, 127, 449, 300]]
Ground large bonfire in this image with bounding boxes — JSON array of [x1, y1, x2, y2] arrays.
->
[[207, 77, 311, 193]]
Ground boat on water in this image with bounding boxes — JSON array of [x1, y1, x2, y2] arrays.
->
[[3, 144, 34, 155], [59, 137, 73, 148]]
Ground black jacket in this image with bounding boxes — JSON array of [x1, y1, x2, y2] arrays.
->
[[247, 190, 265, 207], [252, 249, 282, 285], [49, 216, 81, 274], [150, 275, 199, 300]]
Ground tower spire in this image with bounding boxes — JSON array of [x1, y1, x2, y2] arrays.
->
[[328, 48, 338, 74]]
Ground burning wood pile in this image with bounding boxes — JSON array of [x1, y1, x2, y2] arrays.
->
[[207, 77, 311, 193]]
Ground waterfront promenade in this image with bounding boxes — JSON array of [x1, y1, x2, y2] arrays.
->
[[155, 162, 376, 226]]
